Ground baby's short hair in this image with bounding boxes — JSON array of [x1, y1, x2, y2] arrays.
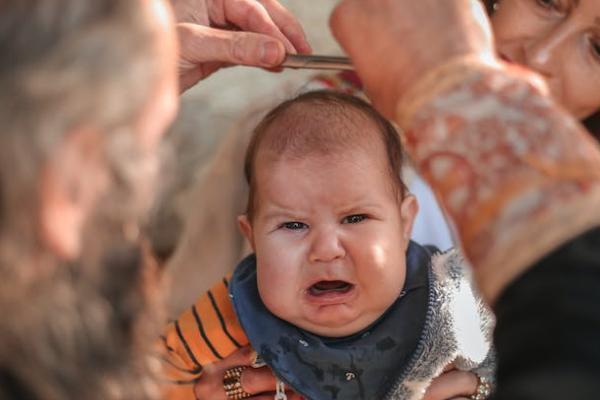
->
[[244, 90, 407, 220]]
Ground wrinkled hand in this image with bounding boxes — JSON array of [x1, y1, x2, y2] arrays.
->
[[423, 364, 480, 400], [193, 346, 303, 400], [329, 0, 495, 118], [170, 0, 312, 92]]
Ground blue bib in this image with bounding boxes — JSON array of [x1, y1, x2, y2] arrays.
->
[[229, 242, 433, 400]]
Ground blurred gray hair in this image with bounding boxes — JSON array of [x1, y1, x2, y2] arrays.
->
[[0, 1, 165, 399], [0, 0, 161, 251]]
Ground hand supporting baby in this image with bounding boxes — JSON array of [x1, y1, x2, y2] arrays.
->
[[193, 347, 480, 400]]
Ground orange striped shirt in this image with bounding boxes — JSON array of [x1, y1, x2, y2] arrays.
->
[[159, 276, 249, 400]]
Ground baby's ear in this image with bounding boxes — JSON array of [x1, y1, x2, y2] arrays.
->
[[399, 194, 419, 242], [237, 215, 255, 250]]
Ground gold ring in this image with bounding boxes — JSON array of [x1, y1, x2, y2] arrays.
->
[[470, 374, 492, 400], [223, 366, 253, 400]]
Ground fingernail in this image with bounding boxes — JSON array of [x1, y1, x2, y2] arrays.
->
[[301, 42, 313, 54], [284, 27, 312, 54], [261, 41, 282, 65]]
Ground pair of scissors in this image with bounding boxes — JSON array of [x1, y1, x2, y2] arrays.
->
[[280, 54, 353, 71]]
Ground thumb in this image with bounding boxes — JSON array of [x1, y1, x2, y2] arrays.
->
[[178, 23, 286, 68], [213, 346, 257, 371]]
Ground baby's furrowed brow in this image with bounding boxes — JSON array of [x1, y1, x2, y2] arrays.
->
[[260, 207, 306, 222], [338, 203, 383, 215]]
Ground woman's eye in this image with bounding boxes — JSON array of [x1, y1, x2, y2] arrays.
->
[[343, 214, 367, 224], [535, 0, 556, 8], [281, 221, 307, 230], [534, 0, 562, 12]]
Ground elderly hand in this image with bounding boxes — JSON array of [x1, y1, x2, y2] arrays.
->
[[193, 346, 304, 400], [193, 348, 482, 400], [170, 0, 312, 92], [423, 364, 481, 400], [329, 0, 495, 118]]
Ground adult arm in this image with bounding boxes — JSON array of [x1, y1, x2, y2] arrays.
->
[[330, 1, 600, 399], [170, 0, 312, 92], [330, 0, 600, 304]]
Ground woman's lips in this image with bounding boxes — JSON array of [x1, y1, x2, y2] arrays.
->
[[499, 53, 514, 64]]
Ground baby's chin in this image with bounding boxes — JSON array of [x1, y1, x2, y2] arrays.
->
[[283, 307, 387, 338]]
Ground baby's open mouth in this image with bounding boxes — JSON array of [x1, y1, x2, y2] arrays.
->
[[308, 280, 354, 296]]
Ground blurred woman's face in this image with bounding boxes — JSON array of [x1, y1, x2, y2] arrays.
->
[[492, 0, 600, 119]]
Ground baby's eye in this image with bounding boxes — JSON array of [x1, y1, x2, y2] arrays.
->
[[343, 214, 367, 224], [281, 221, 308, 231]]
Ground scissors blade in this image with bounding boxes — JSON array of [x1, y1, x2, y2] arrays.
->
[[280, 54, 354, 71]]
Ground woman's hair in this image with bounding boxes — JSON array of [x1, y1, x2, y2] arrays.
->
[[482, 0, 600, 141], [483, 0, 495, 14], [583, 113, 600, 142]]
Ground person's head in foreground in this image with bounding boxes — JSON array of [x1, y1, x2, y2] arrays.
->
[[485, 0, 600, 138], [239, 90, 418, 337], [0, 0, 178, 398]]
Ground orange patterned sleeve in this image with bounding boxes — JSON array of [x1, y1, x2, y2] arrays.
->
[[159, 276, 249, 400], [395, 57, 600, 302]]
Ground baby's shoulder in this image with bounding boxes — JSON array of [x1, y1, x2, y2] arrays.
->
[[429, 248, 473, 289], [423, 248, 495, 367], [427, 248, 494, 336]]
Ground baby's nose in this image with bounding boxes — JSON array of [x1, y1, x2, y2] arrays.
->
[[308, 228, 346, 263]]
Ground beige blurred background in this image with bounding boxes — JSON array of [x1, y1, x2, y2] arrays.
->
[[168, 0, 340, 174], [153, 1, 344, 316]]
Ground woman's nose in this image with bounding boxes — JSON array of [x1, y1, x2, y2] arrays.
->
[[308, 228, 346, 263], [523, 24, 569, 79]]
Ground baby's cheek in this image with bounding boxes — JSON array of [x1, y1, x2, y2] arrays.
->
[[256, 263, 297, 316], [361, 254, 406, 308], [257, 262, 286, 293]]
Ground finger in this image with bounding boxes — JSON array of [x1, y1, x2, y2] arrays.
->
[[240, 366, 278, 394], [328, 0, 367, 73], [170, 0, 210, 25], [216, 0, 296, 53], [443, 362, 457, 373], [256, 0, 312, 54], [179, 62, 222, 92], [250, 393, 304, 400], [423, 370, 478, 400], [285, 392, 305, 400], [193, 347, 257, 400], [178, 23, 286, 67], [214, 346, 257, 370], [329, 0, 359, 47]]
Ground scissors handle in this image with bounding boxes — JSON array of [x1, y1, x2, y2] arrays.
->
[[280, 54, 354, 71]]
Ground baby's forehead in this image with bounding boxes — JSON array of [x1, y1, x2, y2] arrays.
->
[[259, 100, 386, 156], [245, 93, 406, 218], [269, 100, 372, 128]]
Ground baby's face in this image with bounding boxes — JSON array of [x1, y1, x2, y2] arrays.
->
[[492, 0, 600, 119], [239, 146, 417, 337]]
